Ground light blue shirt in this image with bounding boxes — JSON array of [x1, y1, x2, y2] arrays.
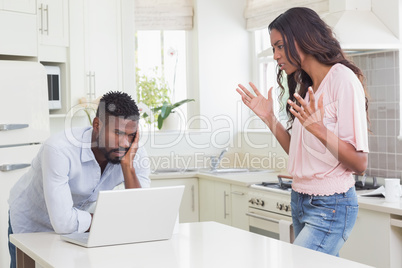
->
[[8, 127, 150, 234]]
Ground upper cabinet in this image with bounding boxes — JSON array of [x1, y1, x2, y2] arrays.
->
[[2, 0, 35, 14], [69, 0, 123, 108], [0, 0, 37, 57], [37, 0, 69, 47], [0, 0, 69, 59]]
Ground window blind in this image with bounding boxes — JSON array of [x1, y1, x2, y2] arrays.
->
[[244, 0, 329, 30], [135, 0, 194, 30]]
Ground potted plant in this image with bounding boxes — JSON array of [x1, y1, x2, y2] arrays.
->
[[136, 68, 171, 127], [136, 68, 195, 130], [151, 98, 195, 130]]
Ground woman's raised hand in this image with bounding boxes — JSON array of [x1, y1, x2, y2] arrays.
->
[[236, 82, 274, 121]]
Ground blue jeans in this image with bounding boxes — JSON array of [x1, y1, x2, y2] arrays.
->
[[8, 212, 16, 268], [290, 187, 358, 256]]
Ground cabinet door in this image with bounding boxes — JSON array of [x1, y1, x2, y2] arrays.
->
[[84, 0, 122, 99], [37, 0, 69, 47], [340, 208, 390, 268], [0, 11, 37, 56], [2, 0, 35, 14], [199, 179, 216, 222], [151, 178, 199, 223], [231, 185, 249, 230], [214, 181, 231, 225]]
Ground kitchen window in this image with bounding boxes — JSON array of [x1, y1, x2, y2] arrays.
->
[[135, 30, 189, 131], [248, 28, 288, 130]]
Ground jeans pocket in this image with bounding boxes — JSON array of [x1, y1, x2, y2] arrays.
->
[[343, 205, 359, 241]]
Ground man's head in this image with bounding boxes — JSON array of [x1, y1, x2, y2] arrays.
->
[[92, 91, 140, 164]]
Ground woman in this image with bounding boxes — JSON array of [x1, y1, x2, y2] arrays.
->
[[236, 7, 369, 256]]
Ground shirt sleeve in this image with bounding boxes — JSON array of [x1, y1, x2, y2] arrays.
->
[[335, 72, 369, 152], [41, 144, 91, 234], [133, 146, 151, 188]]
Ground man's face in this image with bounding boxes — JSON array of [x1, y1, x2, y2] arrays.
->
[[96, 116, 138, 164]]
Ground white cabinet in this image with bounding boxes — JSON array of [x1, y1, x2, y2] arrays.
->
[[151, 178, 199, 223], [69, 0, 123, 108], [0, 0, 37, 57], [37, 0, 69, 47], [199, 179, 231, 225], [199, 179, 249, 230], [230, 185, 249, 230], [340, 208, 402, 268], [84, 0, 122, 99], [1, 0, 35, 13]]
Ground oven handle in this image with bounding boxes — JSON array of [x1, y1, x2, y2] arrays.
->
[[246, 212, 281, 224]]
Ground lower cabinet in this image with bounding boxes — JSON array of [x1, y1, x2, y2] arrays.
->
[[340, 208, 402, 268], [199, 179, 249, 231], [151, 178, 199, 223]]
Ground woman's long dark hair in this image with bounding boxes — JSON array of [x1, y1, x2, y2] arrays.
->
[[268, 7, 369, 130]]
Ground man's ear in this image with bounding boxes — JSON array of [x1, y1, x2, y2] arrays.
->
[[92, 117, 102, 132]]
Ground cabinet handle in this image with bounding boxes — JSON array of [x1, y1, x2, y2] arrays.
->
[[224, 191, 229, 219], [0, 124, 29, 131], [92, 72, 96, 98], [87, 72, 96, 100], [44, 5, 49, 35], [39, 4, 43, 34], [191, 185, 194, 212], [231, 191, 245, 195], [246, 212, 280, 224], [0, 164, 30, 172]]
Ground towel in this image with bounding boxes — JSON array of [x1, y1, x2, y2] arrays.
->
[[279, 219, 294, 243]]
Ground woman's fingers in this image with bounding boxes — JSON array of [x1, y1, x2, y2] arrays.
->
[[237, 84, 254, 98], [249, 82, 262, 96]]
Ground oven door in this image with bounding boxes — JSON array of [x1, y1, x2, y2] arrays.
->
[[246, 207, 294, 242]]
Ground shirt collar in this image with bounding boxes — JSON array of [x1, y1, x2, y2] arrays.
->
[[81, 128, 96, 163]]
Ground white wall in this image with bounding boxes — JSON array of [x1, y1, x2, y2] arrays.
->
[[144, 0, 254, 159]]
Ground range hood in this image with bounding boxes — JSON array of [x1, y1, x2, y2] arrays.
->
[[321, 0, 400, 51]]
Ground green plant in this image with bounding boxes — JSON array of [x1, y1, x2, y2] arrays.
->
[[136, 68, 171, 126], [152, 99, 195, 129]]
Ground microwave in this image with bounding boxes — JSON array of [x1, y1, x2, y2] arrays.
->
[[45, 65, 61, 110]]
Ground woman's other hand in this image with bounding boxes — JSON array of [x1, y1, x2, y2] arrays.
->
[[236, 82, 274, 122]]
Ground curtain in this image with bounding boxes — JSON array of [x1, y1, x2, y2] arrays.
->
[[135, 0, 194, 30], [244, 0, 329, 30]]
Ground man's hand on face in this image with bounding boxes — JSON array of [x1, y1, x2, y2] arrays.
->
[[120, 126, 139, 168]]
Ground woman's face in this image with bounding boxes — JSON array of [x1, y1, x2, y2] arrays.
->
[[270, 29, 298, 75]]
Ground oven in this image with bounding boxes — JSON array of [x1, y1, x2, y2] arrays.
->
[[247, 183, 294, 243]]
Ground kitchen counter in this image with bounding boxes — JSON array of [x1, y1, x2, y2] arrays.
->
[[11, 221, 372, 268], [150, 169, 282, 187], [151, 170, 402, 215]]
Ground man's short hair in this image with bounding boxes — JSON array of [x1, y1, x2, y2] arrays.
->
[[96, 91, 140, 122]]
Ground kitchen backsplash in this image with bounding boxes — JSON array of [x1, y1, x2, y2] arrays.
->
[[351, 51, 401, 178]]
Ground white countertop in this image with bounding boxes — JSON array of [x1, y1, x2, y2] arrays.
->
[[151, 170, 402, 215], [150, 169, 282, 186], [11, 221, 372, 268]]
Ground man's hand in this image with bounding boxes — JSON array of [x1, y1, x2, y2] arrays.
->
[[120, 127, 140, 169], [120, 126, 142, 189]]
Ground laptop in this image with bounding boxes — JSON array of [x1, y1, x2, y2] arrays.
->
[[60, 185, 185, 247]]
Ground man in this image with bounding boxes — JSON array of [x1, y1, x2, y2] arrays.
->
[[8, 91, 150, 267]]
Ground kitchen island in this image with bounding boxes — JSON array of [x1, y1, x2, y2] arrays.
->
[[11, 221, 372, 268], [151, 170, 402, 267]]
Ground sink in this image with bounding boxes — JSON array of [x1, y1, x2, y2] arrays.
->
[[152, 168, 198, 174], [201, 168, 275, 174]]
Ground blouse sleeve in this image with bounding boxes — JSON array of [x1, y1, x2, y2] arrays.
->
[[334, 71, 369, 152]]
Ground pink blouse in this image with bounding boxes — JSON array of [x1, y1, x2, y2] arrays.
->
[[287, 63, 369, 196]]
